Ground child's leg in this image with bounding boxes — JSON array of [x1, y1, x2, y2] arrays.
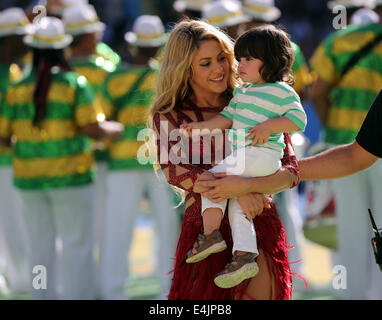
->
[[213, 197, 259, 288], [228, 197, 259, 256], [185, 163, 228, 264], [224, 146, 282, 256], [202, 207, 224, 235], [185, 196, 228, 263], [213, 148, 282, 288], [200, 163, 229, 235]]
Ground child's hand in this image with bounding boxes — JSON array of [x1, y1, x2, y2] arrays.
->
[[180, 121, 193, 137], [180, 121, 199, 137], [245, 123, 271, 146]]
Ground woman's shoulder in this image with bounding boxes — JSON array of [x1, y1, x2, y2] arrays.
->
[[153, 106, 179, 126]]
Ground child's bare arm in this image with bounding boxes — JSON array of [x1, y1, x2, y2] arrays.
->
[[246, 117, 300, 146], [181, 114, 233, 136]]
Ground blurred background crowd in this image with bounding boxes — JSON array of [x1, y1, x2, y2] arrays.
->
[[0, 0, 381, 300]]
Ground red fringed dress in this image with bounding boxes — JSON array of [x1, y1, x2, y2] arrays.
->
[[153, 99, 299, 300]]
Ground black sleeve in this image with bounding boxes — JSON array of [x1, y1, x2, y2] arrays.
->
[[355, 90, 382, 158]]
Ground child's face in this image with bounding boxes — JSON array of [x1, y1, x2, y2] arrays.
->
[[237, 56, 265, 84]]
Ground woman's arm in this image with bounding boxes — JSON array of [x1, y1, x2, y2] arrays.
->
[[196, 167, 296, 201], [194, 132, 299, 200]]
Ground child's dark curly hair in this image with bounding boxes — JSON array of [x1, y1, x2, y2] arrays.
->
[[234, 24, 295, 86]]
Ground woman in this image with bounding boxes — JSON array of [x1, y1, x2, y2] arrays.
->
[[149, 19, 299, 300]]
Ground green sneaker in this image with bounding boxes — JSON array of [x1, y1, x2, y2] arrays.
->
[[186, 229, 227, 263], [214, 252, 259, 288]]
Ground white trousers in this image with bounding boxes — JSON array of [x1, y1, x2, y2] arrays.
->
[[19, 184, 95, 300], [100, 170, 179, 300], [0, 166, 30, 293], [202, 147, 282, 255], [92, 162, 109, 298], [332, 160, 382, 299]]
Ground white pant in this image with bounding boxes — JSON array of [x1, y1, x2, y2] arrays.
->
[[0, 166, 30, 293], [332, 160, 382, 300], [92, 162, 109, 298], [19, 184, 95, 300], [202, 147, 282, 254], [100, 170, 180, 299]]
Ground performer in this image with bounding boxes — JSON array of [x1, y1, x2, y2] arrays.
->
[[173, 0, 213, 20], [98, 15, 179, 300], [0, 17, 123, 299], [201, 0, 250, 39], [63, 4, 118, 298], [149, 19, 301, 300]]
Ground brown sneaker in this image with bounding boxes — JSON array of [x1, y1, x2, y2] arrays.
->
[[214, 252, 259, 288], [186, 229, 227, 263]]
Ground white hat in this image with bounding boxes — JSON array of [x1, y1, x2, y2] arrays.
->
[[242, 0, 281, 22], [63, 4, 105, 36], [350, 7, 380, 24], [23, 16, 73, 49], [39, 0, 89, 15], [202, 0, 250, 28], [327, 0, 376, 10], [173, 0, 213, 13], [0, 7, 35, 38], [125, 15, 167, 48]]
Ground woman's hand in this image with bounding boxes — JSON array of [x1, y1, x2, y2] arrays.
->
[[237, 193, 272, 220], [193, 171, 216, 194], [199, 173, 252, 201]]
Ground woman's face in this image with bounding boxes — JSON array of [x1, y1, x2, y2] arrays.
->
[[189, 39, 230, 97]]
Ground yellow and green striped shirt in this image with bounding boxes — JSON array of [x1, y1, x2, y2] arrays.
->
[[310, 23, 382, 145], [291, 41, 313, 95], [98, 64, 157, 170], [0, 62, 23, 166], [0, 70, 99, 190]]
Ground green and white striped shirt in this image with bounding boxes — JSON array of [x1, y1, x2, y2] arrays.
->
[[220, 82, 307, 153]]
